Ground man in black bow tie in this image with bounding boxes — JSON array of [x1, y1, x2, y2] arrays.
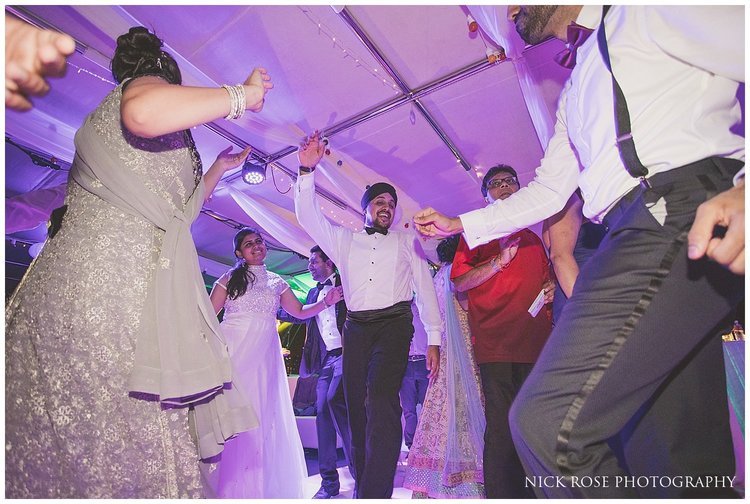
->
[[299, 245, 354, 499], [414, 4, 744, 498], [295, 131, 442, 498]]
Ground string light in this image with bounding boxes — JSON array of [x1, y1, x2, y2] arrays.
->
[[67, 62, 116, 86], [299, 7, 400, 94]]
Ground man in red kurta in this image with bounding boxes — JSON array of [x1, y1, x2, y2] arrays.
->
[[451, 164, 553, 498]]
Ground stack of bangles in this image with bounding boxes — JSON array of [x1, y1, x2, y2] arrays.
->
[[221, 84, 246, 120]]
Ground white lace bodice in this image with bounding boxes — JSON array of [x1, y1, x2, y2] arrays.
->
[[219, 265, 289, 318]]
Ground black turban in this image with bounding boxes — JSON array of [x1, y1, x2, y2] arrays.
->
[[360, 182, 398, 210]]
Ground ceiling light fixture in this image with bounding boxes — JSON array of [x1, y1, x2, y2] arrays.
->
[[242, 158, 267, 185]]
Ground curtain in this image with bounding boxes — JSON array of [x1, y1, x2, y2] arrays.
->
[[467, 5, 555, 149]]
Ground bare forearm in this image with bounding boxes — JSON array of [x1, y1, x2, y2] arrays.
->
[[290, 299, 329, 319], [453, 259, 499, 292], [551, 255, 580, 298], [280, 288, 332, 320], [202, 160, 226, 202], [122, 81, 262, 138]]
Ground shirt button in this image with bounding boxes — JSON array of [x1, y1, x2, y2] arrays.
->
[[369, 279, 372, 281], [371, 261, 374, 264]]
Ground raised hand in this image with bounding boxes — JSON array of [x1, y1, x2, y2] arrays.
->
[[5, 15, 76, 111], [298, 130, 326, 169], [213, 145, 251, 172], [243, 67, 273, 113], [687, 181, 744, 274], [412, 207, 463, 238]]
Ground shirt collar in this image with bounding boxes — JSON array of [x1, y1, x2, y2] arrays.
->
[[576, 5, 602, 30]]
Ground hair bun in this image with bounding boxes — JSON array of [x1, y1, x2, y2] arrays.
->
[[111, 26, 181, 85], [116, 26, 163, 57]]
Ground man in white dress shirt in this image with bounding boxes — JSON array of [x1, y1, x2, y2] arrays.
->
[[295, 131, 443, 499], [302, 245, 354, 499], [414, 5, 744, 498]]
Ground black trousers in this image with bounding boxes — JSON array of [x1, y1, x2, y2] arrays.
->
[[619, 323, 735, 498], [509, 158, 743, 497], [479, 362, 536, 498], [316, 351, 354, 492], [343, 304, 413, 498]]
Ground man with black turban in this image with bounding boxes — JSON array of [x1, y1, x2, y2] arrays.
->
[[295, 131, 442, 499]]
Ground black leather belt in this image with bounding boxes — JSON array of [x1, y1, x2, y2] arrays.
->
[[408, 354, 426, 362], [326, 347, 343, 357], [603, 157, 743, 230]]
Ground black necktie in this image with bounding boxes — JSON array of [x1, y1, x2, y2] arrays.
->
[[316, 279, 333, 290], [365, 226, 387, 236]]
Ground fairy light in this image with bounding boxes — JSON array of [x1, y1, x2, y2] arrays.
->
[[299, 7, 400, 94], [67, 62, 116, 86]]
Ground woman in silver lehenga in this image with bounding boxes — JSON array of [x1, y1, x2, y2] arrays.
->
[[5, 26, 272, 498]]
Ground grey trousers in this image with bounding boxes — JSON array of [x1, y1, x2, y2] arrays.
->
[[510, 158, 743, 498]]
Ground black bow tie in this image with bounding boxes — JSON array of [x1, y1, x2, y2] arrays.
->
[[365, 226, 388, 236], [554, 22, 594, 69], [316, 279, 333, 290]]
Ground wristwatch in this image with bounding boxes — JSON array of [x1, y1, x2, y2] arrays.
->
[[491, 255, 507, 273]]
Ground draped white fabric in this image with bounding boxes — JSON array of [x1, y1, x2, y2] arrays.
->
[[227, 186, 314, 256], [6, 184, 67, 234], [467, 5, 555, 149]]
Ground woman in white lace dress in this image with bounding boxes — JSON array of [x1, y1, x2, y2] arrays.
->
[[206, 227, 343, 498]]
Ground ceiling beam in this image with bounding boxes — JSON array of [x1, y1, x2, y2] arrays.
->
[[9, 5, 507, 199], [7, 5, 354, 213], [337, 7, 476, 179], [262, 55, 501, 169]]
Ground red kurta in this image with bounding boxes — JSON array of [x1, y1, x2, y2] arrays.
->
[[451, 229, 552, 364]]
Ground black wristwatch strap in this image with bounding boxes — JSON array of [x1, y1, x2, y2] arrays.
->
[[299, 165, 315, 174]]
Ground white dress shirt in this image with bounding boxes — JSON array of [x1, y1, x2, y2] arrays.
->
[[295, 172, 443, 346], [315, 273, 343, 351], [460, 5, 744, 248]]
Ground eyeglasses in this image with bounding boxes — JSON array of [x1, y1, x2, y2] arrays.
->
[[486, 176, 519, 189]]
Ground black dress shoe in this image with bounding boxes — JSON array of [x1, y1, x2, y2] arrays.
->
[[312, 486, 339, 499]]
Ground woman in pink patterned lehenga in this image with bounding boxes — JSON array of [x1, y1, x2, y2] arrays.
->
[[404, 235, 486, 498]]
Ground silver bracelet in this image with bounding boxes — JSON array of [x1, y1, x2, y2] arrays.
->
[[221, 84, 246, 120]]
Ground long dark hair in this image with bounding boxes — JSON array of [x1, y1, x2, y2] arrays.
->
[[226, 227, 262, 300], [111, 27, 182, 85]]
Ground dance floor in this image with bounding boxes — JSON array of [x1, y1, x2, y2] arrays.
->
[[302, 449, 412, 499]]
